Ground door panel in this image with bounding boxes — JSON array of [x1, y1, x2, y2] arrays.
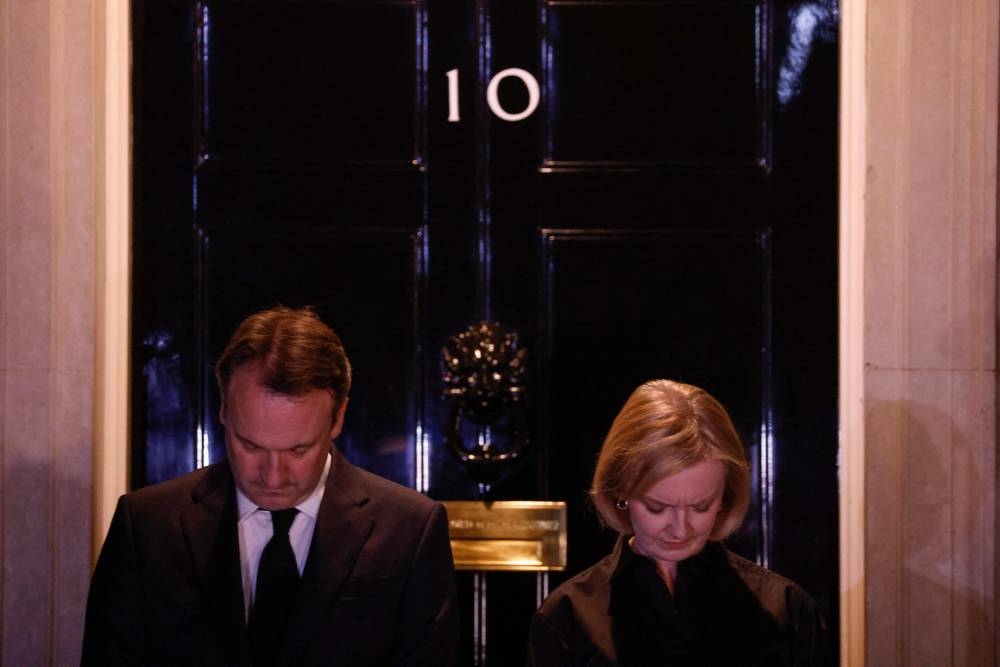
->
[[539, 229, 772, 572], [544, 1, 764, 166], [133, 0, 839, 663], [202, 3, 419, 164], [203, 223, 423, 484]]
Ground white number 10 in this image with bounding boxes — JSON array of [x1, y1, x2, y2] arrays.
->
[[447, 68, 540, 123]]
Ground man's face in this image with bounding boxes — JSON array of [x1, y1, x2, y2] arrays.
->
[[220, 363, 347, 510]]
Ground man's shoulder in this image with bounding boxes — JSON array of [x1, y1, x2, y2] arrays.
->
[[340, 458, 439, 515], [122, 461, 231, 512]]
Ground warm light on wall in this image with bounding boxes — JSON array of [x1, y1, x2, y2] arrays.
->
[[93, 0, 131, 563], [838, 0, 866, 664]]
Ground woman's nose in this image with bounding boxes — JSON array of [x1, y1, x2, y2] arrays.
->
[[667, 508, 691, 538]]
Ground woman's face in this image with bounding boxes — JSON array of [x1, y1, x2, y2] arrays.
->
[[627, 458, 726, 578]]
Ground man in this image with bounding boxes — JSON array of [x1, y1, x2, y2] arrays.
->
[[83, 307, 459, 666]]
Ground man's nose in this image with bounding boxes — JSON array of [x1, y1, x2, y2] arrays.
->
[[262, 452, 284, 487]]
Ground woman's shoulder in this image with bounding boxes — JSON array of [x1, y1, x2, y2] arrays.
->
[[724, 548, 825, 628], [530, 549, 620, 666], [725, 549, 800, 589], [538, 551, 616, 617]]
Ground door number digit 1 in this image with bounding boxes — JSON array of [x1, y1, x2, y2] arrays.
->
[[446, 69, 461, 122], [447, 68, 540, 123]]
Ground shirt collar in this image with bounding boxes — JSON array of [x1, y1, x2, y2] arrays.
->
[[235, 451, 332, 521], [609, 534, 728, 582]]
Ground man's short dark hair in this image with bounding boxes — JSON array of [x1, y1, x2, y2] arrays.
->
[[215, 306, 352, 405]]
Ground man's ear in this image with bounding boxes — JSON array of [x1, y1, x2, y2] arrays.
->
[[218, 400, 227, 426], [329, 397, 349, 440]]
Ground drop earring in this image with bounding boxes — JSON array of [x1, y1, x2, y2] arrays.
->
[[615, 499, 629, 510]]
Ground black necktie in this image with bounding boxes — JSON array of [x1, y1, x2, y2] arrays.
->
[[249, 508, 300, 667]]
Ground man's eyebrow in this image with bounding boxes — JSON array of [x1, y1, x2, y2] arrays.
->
[[232, 430, 262, 449], [234, 431, 316, 451]]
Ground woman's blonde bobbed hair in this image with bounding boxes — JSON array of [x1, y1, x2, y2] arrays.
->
[[590, 379, 751, 540]]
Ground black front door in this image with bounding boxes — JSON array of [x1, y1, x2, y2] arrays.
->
[[132, 1, 839, 663]]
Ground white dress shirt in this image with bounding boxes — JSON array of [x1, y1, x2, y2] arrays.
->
[[235, 452, 331, 617]]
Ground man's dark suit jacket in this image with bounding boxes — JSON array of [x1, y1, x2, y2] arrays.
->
[[82, 448, 459, 666]]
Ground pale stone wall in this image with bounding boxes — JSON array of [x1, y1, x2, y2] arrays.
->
[[0, 1, 96, 663], [863, 0, 998, 664]]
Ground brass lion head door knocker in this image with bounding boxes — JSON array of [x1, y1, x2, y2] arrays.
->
[[441, 322, 529, 494]]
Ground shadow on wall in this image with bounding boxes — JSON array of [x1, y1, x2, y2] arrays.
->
[[866, 398, 992, 664], [4, 458, 91, 665]]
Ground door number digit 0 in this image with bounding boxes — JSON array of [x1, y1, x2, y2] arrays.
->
[[486, 68, 540, 122]]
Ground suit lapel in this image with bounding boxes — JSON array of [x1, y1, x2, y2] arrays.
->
[[181, 462, 250, 665], [282, 449, 374, 662]]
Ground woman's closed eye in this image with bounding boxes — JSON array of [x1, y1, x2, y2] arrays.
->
[[643, 502, 713, 514]]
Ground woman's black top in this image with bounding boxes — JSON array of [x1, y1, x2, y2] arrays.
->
[[527, 537, 830, 666]]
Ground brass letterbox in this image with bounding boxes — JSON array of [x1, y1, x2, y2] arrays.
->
[[443, 501, 567, 572]]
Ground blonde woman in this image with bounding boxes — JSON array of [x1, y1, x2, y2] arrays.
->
[[528, 380, 829, 666]]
